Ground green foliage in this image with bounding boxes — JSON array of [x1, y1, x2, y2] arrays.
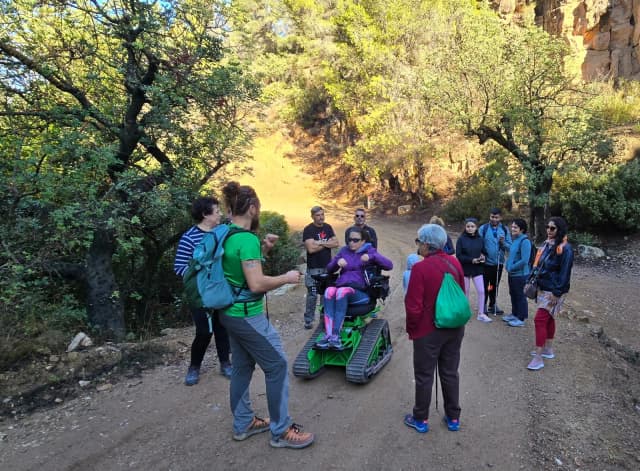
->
[[552, 159, 640, 232], [258, 211, 301, 275], [0, 0, 260, 342], [568, 231, 602, 247], [590, 81, 640, 129], [442, 158, 513, 223]]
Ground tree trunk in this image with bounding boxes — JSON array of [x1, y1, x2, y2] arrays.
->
[[86, 229, 125, 340], [530, 173, 553, 243]]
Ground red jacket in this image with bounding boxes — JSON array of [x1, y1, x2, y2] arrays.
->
[[404, 251, 465, 340]]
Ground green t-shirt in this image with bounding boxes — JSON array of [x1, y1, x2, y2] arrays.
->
[[222, 225, 264, 317]]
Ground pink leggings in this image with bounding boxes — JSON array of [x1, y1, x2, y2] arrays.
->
[[534, 308, 556, 347], [464, 275, 485, 314]]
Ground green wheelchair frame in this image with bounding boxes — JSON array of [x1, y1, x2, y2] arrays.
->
[[292, 272, 393, 384]]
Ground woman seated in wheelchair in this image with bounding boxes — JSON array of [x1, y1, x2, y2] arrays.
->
[[316, 226, 393, 350]]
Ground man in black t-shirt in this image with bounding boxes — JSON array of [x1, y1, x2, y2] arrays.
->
[[344, 208, 377, 248], [302, 206, 339, 329]]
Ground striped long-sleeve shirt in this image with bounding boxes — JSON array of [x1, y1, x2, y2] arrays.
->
[[173, 226, 208, 277]]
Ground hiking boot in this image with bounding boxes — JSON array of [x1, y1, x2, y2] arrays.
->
[[527, 355, 545, 371], [232, 416, 271, 441], [304, 321, 313, 330], [404, 414, 429, 433], [220, 361, 233, 379], [184, 366, 200, 386], [477, 314, 493, 323], [502, 314, 517, 322], [328, 336, 343, 350], [508, 319, 525, 327], [270, 423, 315, 449], [443, 416, 460, 432], [315, 335, 330, 349], [530, 348, 555, 359]]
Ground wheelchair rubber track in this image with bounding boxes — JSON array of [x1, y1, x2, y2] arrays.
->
[[345, 318, 393, 384], [292, 324, 326, 379]]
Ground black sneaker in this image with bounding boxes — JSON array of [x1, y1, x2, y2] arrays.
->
[[304, 321, 313, 330]]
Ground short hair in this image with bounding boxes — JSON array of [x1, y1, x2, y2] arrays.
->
[[355, 208, 366, 214], [191, 196, 219, 222], [310, 205, 323, 215], [512, 218, 528, 233], [490, 207, 502, 215], [429, 215, 445, 227], [416, 224, 447, 251]]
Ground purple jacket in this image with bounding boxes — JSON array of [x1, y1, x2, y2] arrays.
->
[[326, 244, 393, 290]]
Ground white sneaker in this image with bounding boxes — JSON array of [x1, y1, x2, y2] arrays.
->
[[477, 313, 493, 323]]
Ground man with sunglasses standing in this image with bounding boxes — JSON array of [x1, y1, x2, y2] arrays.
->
[[344, 208, 378, 249], [479, 208, 512, 315], [303, 206, 339, 329]]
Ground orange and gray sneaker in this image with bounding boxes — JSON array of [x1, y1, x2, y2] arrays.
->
[[232, 416, 270, 441], [270, 423, 315, 449]]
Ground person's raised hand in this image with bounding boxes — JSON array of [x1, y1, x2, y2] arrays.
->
[[284, 270, 301, 284]]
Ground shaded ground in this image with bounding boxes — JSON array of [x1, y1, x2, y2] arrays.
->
[[1, 216, 639, 471], [1, 134, 640, 470]]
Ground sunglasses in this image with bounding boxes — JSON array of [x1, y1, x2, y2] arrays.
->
[[546, 225, 557, 231], [348, 238, 362, 243], [414, 238, 421, 244], [355, 214, 365, 218]]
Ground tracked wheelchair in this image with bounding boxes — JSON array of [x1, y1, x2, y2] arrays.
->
[[292, 268, 393, 384]]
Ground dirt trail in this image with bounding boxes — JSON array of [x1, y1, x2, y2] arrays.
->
[[1, 142, 639, 470]]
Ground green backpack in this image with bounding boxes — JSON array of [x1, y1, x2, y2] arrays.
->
[[434, 257, 472, 329]]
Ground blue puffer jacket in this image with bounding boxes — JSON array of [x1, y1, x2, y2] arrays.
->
[[326, 244, 393, 290], [506, 234, 532, 277], [537, 241, 574, 297]]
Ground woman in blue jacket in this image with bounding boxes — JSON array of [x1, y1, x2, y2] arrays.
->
[[527, 216, 574, 371], [503, 218, 532, 327], [317, 226, 393, 349]]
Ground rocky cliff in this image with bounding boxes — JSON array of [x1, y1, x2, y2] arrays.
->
[[493, 0, 640, 81]]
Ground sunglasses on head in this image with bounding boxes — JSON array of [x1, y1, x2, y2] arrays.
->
[[348, 237, 362, 243]]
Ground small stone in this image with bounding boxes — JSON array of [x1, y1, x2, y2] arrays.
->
[[554, 457, 563, 466], [96, 383, 113, 392], [79, 380, 91, 388], [54, 398, 63, 403]]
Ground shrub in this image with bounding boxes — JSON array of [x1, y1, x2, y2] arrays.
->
[[553, 159, 640, 232], [258, 211, 301, 275], [442, 158, 513, 223]]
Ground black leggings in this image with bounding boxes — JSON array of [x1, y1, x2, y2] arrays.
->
[[483, 264, 504, 308], [190, 308, 231, 368]]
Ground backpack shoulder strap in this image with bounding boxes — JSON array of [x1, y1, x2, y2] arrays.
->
[[438, 254, 462, 280], [479, 224, 487, 239]]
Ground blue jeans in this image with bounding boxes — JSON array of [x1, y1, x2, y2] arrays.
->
[[323, 288, 369, 336], [508, 274, 528, 321], [220, 313, 292, 438]]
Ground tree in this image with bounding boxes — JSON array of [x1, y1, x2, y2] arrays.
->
[[425, 4, 613, 240], [0, 0, 258, 339]]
